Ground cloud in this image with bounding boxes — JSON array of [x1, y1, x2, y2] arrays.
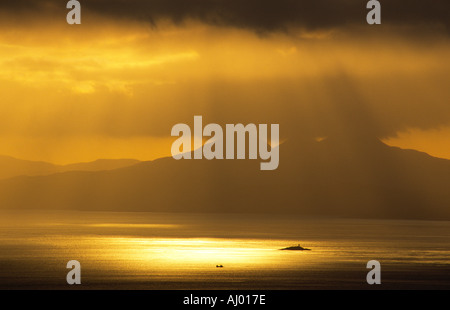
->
[[0, 0, 449, 34], [0, 19, 448, 141], [0, 1, 449, 163]]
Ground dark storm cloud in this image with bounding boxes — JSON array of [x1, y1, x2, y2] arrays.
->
[[1, 0, 449, 33]]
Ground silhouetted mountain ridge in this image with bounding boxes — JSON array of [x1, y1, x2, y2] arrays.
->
[[0, 137, 449, 220], [0, 156, 140, 180]]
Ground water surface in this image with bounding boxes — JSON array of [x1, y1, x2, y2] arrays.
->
[[0, 211, 449, 289]]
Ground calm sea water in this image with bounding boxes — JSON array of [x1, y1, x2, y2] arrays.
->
[[0, 211, 449, 289]]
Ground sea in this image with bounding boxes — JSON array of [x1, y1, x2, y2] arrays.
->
[[0, 210, 449, 290]]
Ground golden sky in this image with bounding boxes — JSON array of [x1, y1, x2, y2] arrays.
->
[[0, 2, 449, 164]]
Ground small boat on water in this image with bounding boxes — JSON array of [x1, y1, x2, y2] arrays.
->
[[280, 244, 311, 251], [216, 265, 224, 268]]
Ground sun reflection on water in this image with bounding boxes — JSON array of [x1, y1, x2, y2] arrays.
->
[[61, 236, 319, 279], [106, 237, 303, 269]]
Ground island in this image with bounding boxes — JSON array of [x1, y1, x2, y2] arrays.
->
[[280, 244, 311, 251]]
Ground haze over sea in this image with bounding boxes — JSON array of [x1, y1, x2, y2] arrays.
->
[[0, 211, 449, 289]]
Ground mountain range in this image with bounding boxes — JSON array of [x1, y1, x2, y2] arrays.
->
[[0, 135, 449, 220], [0, 156, 140, 180]]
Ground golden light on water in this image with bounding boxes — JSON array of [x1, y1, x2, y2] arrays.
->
[[86, 224, 180, 229], [2, 209, 450, 289], [44, 234, 320, 276], [105, 238, 295, 269]]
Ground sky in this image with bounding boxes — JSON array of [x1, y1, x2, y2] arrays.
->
[[0, 0, 449, 164]]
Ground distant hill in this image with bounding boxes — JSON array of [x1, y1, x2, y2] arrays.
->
[[61, 159, 141, 173], [0, 156, 140, 179], [0, 156, 59, 180], [0, 136, 450, 220]]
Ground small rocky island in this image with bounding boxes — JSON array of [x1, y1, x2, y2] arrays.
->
[[280, 244, 311, 251]]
